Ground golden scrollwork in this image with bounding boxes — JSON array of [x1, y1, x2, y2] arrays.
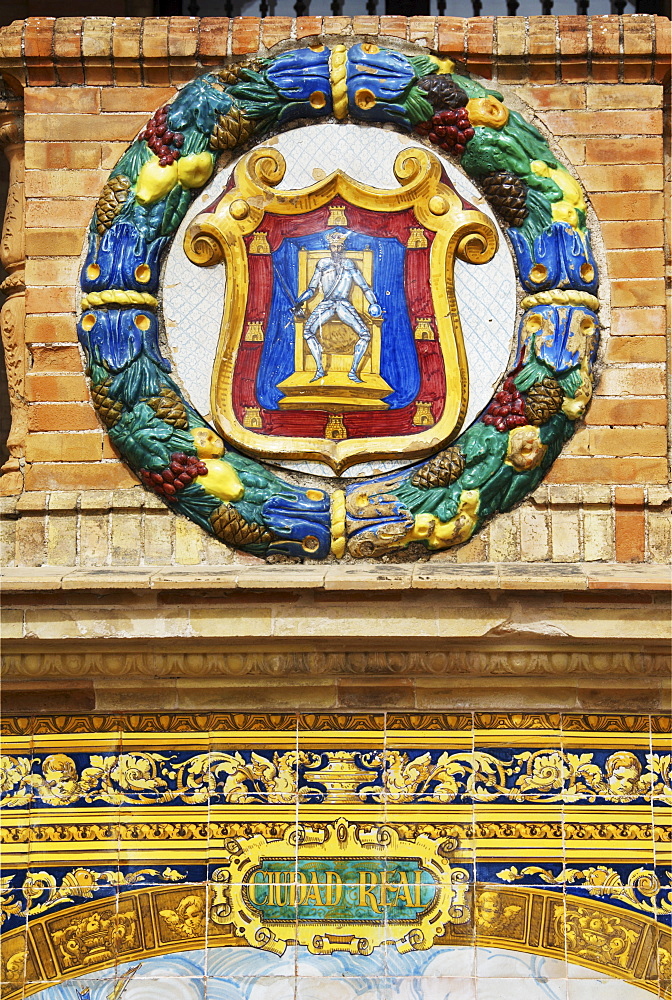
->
[[498, 865, 672, 919], [184, 144, 497, 474], [2, 747, 669, 810]]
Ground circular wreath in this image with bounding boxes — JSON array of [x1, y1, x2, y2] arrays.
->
[[78, 43, 600, 562]]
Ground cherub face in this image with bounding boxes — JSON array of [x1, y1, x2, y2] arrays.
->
[[476, 892, 501, 926], [608, 766, 639, 796], [41, 755, 79, 804]]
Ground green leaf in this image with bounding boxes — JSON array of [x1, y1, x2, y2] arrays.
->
[[161, 185, 193, 237], [515, 355, 554, 391], [557, 367, 584, 398], [409, 54, 441, 79], [403, 86, 435, 126]]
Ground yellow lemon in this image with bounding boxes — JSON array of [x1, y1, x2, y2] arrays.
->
[[135, 156, 179, 206], [194, 459, 244, 503], [178, 152, 215, 190]]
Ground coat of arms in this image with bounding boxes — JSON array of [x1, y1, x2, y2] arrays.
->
[[185, 145, 498, 474]]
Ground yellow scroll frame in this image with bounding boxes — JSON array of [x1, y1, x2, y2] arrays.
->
[[184, 146, 498, 474]]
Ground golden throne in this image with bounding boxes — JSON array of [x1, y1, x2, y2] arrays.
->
[[276, 247, 392, 412]]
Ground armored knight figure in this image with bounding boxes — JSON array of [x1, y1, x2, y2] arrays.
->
[[295, 230, 382, 383]]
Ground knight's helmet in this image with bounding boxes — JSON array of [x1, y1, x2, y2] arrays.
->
[[325, 229, 349, 252]]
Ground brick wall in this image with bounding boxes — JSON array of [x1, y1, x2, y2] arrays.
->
[[0, 15, 669, 566]]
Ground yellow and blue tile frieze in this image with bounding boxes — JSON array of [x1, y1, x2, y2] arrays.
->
[[1, 713, 670, 999]]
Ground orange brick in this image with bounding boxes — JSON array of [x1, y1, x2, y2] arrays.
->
[[26, 200, 94, 229], [378, 16, 407, 40], [142, 17, 169, 58], [25, 169, 108, 198], [261, 17, 293, 49], [496, 17, 527, 83], [586, 83, 662, 110], [408, 16, 435, 47], [587, 398, 667, 425], [29, 345, 84, 374], [0, 19, 24, 62], [82, 17, 115, 86], [590, 15, 620, 83], [197, 17, 229, 61], [25, 141, 102, 170], [293, 16, 321, 40], [611, 308, 666, 338], [25, 373, 89, 403], [322, 17, 353, 35], [100, 87, 176, 113], [590, 192, 664, 221], [25, 287, 76, 313], [25, 258, 80, 287], [565, 426, 667, 457], [597, 367, 666, 396], [604, 336, 666, 364], [101, 142, 130, 169], [607, 249, 665, 280], [518, 85, 585, 111], [615, 508, 646, 562], [26, 229, 85, 257], [558, 16, 589, 83], [585, 137, 663, 164], [28, 403, 100, 432], [577, 164, 663, 192], [53, 17, 84, 86], [528, 16, 556, 84], [600, 220, 665, 250], [615, 486, 645, 505], [545, 456, 667, 485], [558, 139, 585, 164], [102, 437, 119, 459], [466, 17, 494, 78], [24, 87, 100, 114], [143, 18, 170, 85], [112, 18, 143, 85], [653, 15, 671, 84], [231, 17, 260, 55], [24, 18, 57, 87], [542, 110, 662, 135], [437, 17, 464, 60], [25, 462, 139, 491], [25, 314, 78, 344], [352, 16, 379, 36], [621, 15, 654, 84], [25, 114, 148, 142], [168, 16, 199, 58], [26, 432, 104, 463]]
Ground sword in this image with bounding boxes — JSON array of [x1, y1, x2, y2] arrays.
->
[[271, 259, 304, 328]]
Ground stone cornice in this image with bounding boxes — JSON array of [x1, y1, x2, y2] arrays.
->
[[1, 562, 671, 592]]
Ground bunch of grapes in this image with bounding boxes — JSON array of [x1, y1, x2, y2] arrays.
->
[[139, 452, 208, 500], [139, 106, 185, 166], [416, 108, 475, 157], [483, 377, 527, 432]]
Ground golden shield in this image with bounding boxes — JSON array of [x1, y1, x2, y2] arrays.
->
[[185, 145, 498, 474]]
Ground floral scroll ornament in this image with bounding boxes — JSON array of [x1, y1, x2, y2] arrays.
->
[[79, 44, 600, 560], [3, 750, 668, 809]]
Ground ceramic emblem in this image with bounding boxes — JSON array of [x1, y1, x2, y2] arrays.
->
[[78, 43, 601, 560]]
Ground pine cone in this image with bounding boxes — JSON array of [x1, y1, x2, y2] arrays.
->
[[210, 504, 274, 548], [411, 446, 466, 490], [524, 377, 565, 426], [417, 75, 469, 111], [209, 108, 256, 151], [216, 67, 243, 86], [145, 387, 189, 429], [94, 175, 131, 235], [480, 171, 528, 228], [91, 378, 124, 428]]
